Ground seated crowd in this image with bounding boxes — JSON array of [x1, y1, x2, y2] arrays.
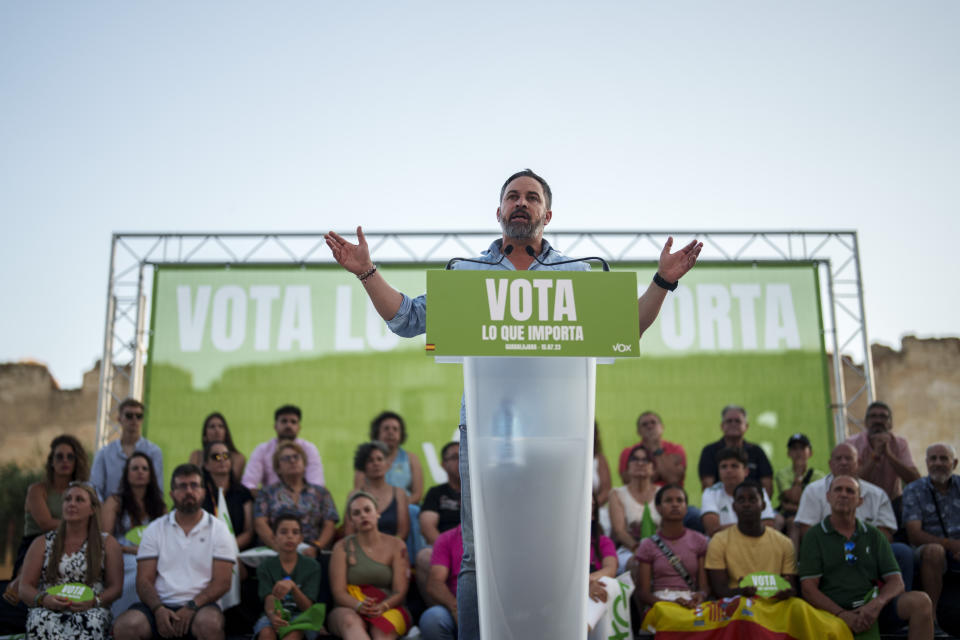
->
[[3, 398, 958, 640]]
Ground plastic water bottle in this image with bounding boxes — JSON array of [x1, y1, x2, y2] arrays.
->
[[492, 399, 524, 465]]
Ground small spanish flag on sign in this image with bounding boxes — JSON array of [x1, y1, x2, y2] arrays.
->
[[425, 344, 436, 351]]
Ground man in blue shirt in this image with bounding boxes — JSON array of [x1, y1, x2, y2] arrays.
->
[[90, 398, 164, 502], [903, 443, 960, 626], [325, 168, 702, 639]]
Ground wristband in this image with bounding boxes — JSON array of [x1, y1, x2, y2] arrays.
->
[[355, 600, 363, 611], [358, 265, 377, 282], [94, 594, 102, 608], [33, 591, 45, 608], [653, 272, 678, 291]]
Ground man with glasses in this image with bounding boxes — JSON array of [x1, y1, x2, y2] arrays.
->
[[113, 464, 235, 640], [799, 475, 932, 639], [91, 398, 164, 501]]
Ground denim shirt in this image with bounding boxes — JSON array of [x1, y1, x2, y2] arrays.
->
[[384, 237, 591, 424]]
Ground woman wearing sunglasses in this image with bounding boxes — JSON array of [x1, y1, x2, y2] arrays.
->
[[253, 442, 339, 555], [201, 440, 255, 550], [5, 435, 91, 605]]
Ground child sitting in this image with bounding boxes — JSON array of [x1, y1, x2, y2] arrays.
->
[[254, 512, 323, 640]]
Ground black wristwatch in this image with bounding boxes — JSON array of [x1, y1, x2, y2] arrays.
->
[[653, 272, 678, 291], [185, 600, 199, 611]]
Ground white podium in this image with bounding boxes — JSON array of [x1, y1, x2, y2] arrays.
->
[[463, 356, 598, 640], [426, 269, 639, 639]]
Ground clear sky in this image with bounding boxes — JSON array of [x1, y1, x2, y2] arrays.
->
[[1, 1, 957, 388]]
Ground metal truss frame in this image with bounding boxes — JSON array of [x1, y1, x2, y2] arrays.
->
[[96, 230, 873, 450]]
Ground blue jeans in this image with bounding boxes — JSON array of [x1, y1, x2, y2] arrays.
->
[[456, 425, 479, 640], [891, 541, 914, 590], [420, 605, 457, 640]]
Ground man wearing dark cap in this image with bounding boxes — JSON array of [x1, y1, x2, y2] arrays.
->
[[774, 433, 824, 545]]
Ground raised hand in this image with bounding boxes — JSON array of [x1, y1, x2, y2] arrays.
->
[[325, 226, 374, 277], [658, 237, 703, 283]]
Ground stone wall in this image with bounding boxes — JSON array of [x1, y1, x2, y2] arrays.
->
[[0, 362, 127, 470], [855, 336, 960, 467]]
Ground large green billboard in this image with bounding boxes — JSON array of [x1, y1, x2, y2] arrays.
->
[[145, 262, 831, 510]]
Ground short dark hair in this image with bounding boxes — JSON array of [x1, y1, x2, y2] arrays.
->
[[499, 169, 552, 210], [274, 404, 301, 421], [354, 441, 389, 472], [637, 411, 663, 427], [170, 463, 203, 490], [715, 447, 748, 466], [655, 483, 687, 506], [271, 511, 303, 534], [865, 401, 892, 419], [441, 441, 459, 460], [369, 411, 406, 444], [721, 404, 747, 420], [118, 398, 144, 414], [733, 478, 764, 500]]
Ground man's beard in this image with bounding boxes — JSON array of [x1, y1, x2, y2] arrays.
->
[[175, 497, 201, 514], [277, 430, 296, 441], [500, 212, 544, 240]]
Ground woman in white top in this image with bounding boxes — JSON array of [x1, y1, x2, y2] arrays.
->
[[609, 445, 661, 573]]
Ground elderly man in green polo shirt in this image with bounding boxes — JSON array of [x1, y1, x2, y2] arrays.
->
[[799, 475, 932, 640]]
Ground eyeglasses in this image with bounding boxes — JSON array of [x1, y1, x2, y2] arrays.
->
[[209, 452, 230, 462], [123, 412, 144, 421], [279, 454, 301, 464], [843, 541, 857, 565], [173, 481, 202, 491], [54, 452, 76, 462]]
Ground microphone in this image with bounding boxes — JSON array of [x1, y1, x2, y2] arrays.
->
[[524, 245, 610, 271], [446, 244, 514, 270]]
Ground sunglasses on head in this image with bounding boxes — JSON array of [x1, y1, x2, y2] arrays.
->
[[124, 412, 144, 420]]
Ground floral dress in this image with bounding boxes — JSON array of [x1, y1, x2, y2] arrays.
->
[[26, 530, 111, 640]]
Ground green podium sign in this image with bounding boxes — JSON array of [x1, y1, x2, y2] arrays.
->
[[425, 270, 640, 357]]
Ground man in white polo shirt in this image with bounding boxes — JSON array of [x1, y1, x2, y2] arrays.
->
[[113, 464, 235, 640]]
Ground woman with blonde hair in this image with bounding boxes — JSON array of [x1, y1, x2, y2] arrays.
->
[[18, 482, 122, 639]]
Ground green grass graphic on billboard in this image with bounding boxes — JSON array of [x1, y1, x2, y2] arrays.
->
[[145, 262, 832, 511]]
